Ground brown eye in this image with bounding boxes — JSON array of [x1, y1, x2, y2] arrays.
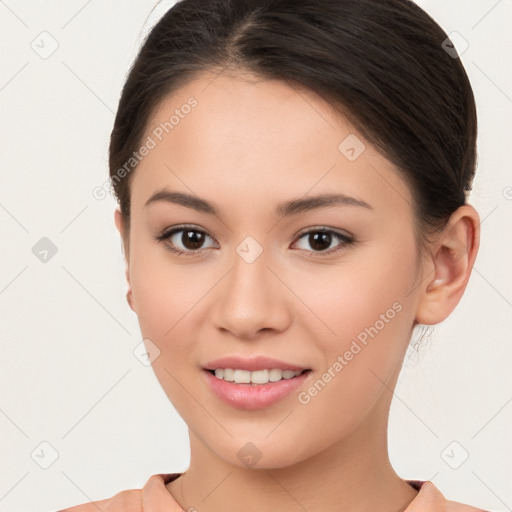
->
[[154, 225, 354, 258], [293, 228, 353, 254], [308, 232, 332, 251], [154, 226, 217, 256], [179, 229, 206, 250]]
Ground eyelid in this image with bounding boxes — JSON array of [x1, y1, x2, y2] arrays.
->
[[156, 224, 211, 240], [294, 225, 352, 239], [291, 226, 354, 256], [156, 224, 353, 240], [155, 224, 218, 246]]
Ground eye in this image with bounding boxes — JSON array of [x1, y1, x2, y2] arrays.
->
[[154, 225, 217, 257], [154, 225, 354, 257], [291, 227, 354, 255]]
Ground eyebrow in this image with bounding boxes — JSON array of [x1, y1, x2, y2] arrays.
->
[[144, 188, 373, 218]]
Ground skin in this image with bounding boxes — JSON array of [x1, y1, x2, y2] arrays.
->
[[114, 71, 480, 512]]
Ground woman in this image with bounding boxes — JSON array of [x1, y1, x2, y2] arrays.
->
[[60, 0, 489, 510]]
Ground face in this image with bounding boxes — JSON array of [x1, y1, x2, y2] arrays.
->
[[117, 71, 426, 468]]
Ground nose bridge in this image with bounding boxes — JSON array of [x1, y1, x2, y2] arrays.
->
[[212, 233, 289, 336], [227, 234, 272, 303]]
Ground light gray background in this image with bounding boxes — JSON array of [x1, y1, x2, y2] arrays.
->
[[0, 1, 510, 511]]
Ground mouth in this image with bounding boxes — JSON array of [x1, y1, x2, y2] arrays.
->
[[202, 367, 313, 410], [205, 368, 312, 385]]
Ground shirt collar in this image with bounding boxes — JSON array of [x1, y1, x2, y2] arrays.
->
[[142, 473, 448, 512]]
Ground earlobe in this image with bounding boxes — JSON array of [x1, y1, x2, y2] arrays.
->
[[415, 205, 480, 325], [114, 208, 125, 241], [114, 208, 135, 312]]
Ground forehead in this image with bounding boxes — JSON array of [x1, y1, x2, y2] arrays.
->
[[131, 71, 413, 218]]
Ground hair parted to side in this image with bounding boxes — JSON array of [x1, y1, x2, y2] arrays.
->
[[109, 0, 477, 253]]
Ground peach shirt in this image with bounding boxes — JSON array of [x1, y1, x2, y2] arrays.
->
[[56, 472, 491, 512]]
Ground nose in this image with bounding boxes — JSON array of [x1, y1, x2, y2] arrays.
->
[[211, 246, 291, 340]]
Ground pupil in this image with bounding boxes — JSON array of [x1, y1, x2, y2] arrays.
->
[[183, 230, 204, 249], [310, 232, 331, 251]]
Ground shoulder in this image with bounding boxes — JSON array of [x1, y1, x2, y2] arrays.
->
[[57, 488, 142, 512], [446, 498, 491, 512], [406, 481, 492, 512], [56, 472, 183, 512]]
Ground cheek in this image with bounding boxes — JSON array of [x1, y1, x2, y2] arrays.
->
[[129, 246, 207, 412], [129, 241, 196, 342], [302, 242, 418, 352], [129, 241, 228, 386], [293, 241, 418, 412]]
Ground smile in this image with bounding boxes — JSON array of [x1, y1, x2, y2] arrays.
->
[[203, 368, 312, 410], [208, 368, 309, 385]]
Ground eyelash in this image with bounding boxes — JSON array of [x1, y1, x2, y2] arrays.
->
[[154, 224, 355, 258]]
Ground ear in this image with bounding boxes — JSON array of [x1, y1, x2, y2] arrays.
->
[[415, 204, 480, 325], [114, 208, 135, 312]]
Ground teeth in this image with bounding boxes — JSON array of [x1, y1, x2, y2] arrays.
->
[[212, 368, 304, 384]]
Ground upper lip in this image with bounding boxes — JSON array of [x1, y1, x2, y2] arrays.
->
[[203, 355, 310, 372]]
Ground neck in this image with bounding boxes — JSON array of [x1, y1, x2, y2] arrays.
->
[[166, 397, 418, 512]]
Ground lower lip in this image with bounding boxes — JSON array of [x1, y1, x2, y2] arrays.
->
[[202, 370, 312, 410]]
